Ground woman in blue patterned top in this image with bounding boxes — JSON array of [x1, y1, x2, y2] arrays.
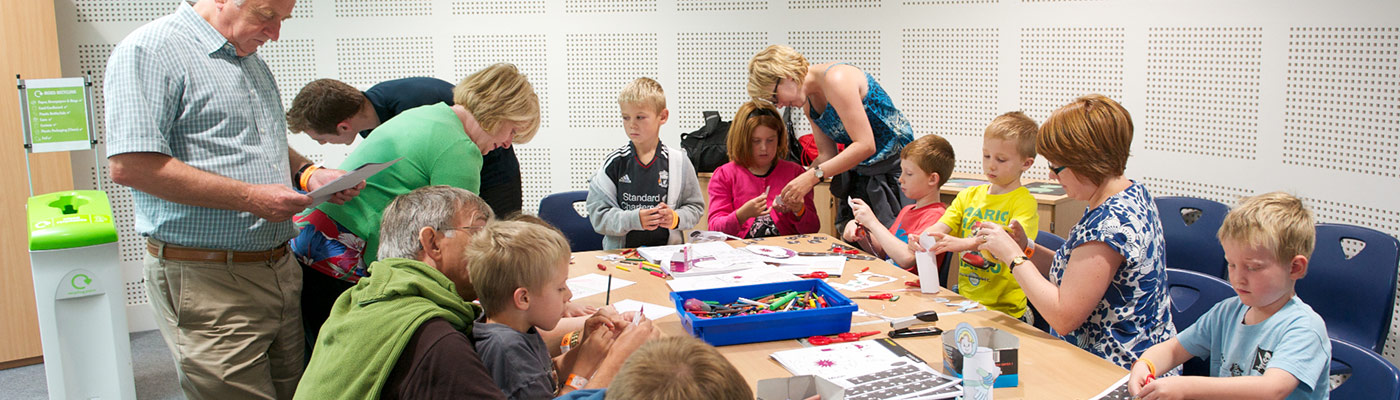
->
[[974, 94, 1175, 369], [747, 45, 915, 232]]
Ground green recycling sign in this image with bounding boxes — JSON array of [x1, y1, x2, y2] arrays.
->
[[56, 269, 103, 299], [19, 77, 95, 153]]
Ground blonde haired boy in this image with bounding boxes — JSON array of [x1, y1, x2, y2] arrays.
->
[[554, 336, 753, 400], [586, 78, 706, 249], [469, 221, 654, 399], [923, 111, 1041, 320], [1129, 192, 1330, 400]]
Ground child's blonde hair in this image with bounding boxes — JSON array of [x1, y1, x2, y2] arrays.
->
[[726, 100, 788, 168], [454, 63, 541, 144], [985, 111, 1038, 159], [618, 77, 667, 112], [607, 336, 752, 400], [747, 45, 810, 101], [1218, 192, 1316, 267], [465, 220, 572, 314], [901, 134, 956, 188]]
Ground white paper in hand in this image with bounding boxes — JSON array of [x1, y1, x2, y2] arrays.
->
[[306, 158, 402, 207], [915, 234, 940, 293]]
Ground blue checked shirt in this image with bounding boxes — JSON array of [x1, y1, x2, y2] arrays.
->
[[105, 2, 295, 251]]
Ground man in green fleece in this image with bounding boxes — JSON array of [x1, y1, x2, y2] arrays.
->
[[295, 185, 503, 399]]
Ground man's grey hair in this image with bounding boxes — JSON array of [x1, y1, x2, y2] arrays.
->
[[378, 185, 494, 260]]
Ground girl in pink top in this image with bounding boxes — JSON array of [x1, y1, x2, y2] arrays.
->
[[707, 101, 821, 238]]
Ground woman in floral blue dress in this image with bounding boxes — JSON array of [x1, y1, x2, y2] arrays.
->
[[976, 94, 1176, 369], [747, 45, 915, 233]]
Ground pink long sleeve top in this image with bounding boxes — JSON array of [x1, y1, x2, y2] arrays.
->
[[706, 160, 821, 238]]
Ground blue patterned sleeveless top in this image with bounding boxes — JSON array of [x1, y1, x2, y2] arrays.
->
[[1050, 182, 1176, 369], [806, 68, 914, 166]]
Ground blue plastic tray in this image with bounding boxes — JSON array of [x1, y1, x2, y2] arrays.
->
[[669, 279, 856, 346]]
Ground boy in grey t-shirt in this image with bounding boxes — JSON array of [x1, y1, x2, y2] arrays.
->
[[466, 221, 651, 399]]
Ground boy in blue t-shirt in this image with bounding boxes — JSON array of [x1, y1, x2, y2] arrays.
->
[[1129, 192, 1330, 400]]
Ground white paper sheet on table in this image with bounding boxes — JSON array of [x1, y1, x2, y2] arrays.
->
[[567, 273, 635, 301], [634, 242, 735, 263], [608, 299, 678, 321], [666, 266, 803, 292], [306, 157, 401, 207], [772, 255, 847, 276]]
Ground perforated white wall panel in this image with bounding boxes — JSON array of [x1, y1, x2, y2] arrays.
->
[[53, 0, 1400, 365]]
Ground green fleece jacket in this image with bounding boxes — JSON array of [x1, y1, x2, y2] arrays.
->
[[294, 258, 481, 400]]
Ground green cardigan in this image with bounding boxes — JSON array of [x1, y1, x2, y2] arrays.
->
[[295, 258, 481, 400]]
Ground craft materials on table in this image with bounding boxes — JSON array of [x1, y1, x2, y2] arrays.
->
[[680, 288, 831, 319], [769, 339, 936, 383], [745, 244, 798, 258], [1089, 375, 1133, 400], [608, 299, 677, 321], [566, 273, 635, 302], [772, 255, 846, 277], [798, 251, 878, 261], [828, 272, 898, 291], [913, 234, 941, 292], [665, 266, 801, 292]]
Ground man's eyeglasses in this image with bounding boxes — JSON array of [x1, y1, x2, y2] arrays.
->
[[440, 224, 487, 236], [1048, 164, 1068, 175]]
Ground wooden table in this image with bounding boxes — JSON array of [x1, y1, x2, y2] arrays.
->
[[940, 172, 1088, 238], [568, 234, 1126, 398]]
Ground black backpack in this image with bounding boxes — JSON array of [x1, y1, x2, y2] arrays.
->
[[680, 111, 731, 173]]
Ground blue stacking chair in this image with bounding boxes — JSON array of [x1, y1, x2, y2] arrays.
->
[[1166, 268, 1236, 376], [1156, 196, 1231, 279], [537, 191, 605, 252], [1024, 231, 1065, 333], [1329, 338, 1400, 400], [1296, 223, 1400, 353]]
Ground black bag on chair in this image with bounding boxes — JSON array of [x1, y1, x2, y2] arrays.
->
[[680, 111, 731, 173]]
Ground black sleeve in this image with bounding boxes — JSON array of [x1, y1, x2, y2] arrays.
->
[[479, 147, 523, 218], [382, 319, 507, 400]]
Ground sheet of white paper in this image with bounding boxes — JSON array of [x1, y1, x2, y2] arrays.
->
[[566, 273, 635, 301], [635, 242, 734, 263], [661, 245, 774, 278], [666, 267, 802, 292], [773, 256, 847, 276], [915, 235, 940, 293], [770, 340, 917, 382], [306, 157, 402, 207], [608, 299, 677, 321]]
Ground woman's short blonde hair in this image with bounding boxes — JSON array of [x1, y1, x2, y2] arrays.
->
[[464, 220, 571, 315], [747, 44, 809, 101], [607, 336, 753, 400], [453, 63, 541, 144], [1218, 192, 1316, 267], [1037, 94, 1134, 186], [726, 100, 788, 168], [618, 77, 667, 112]]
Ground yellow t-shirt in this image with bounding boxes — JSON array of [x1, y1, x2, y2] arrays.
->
[[938, 184, 1039, 318]]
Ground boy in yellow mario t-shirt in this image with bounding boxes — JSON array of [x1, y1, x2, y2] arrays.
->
[[923, 112, 1040, 320]]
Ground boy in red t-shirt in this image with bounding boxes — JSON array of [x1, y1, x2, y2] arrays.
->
[[843, 134, 956, 269]]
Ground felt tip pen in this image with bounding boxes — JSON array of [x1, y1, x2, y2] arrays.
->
[[615, 265, 631, 272], [641, 261, 662, 270], [736, 297, 768, 307]]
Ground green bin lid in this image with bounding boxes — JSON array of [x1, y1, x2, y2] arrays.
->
[[28, 190, 118, 250]]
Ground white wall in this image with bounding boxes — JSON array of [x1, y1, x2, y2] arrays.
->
[[53, 0, 1400, 362]]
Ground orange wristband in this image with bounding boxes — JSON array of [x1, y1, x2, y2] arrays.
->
[[298, 164, 321, 192]]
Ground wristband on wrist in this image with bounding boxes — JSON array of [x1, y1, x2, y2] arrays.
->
[[565, 373, 589, 390], [297, 164, 321, 192]]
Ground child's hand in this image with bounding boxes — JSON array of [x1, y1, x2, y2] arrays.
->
[[1136, 376, 1187, 400], [608, 318, 660, 359], [563, 302, 598, 318], [849, 198, 879, 227], [841, 220, 864, 242], [654, 202, 675, 229], [1128, 360, 1154, 395], [907, 234, 928, 254], [574, 323, 617, 373], [736, 193, 769, 221], [638, 207, 665, 230], [929, 232, 978, 254], [584, 306, 626, 335]]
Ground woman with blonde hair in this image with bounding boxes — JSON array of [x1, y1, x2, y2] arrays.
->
[[748, 44, 914, 232], [291, 63, 540, 352], [974, 94, 1175, 369]]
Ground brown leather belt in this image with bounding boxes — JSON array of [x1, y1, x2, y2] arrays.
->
[[147, 240, 288, 263]]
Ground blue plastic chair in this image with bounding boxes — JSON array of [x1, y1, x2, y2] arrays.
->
[[1330, 338, 1400, 399], [1166, 268, 1236, 376], [1296, 223, 1400, 353], [537, 191, 604, 252], [1156, 196, 1231, 279], [1035, 230, 1065, 254]]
